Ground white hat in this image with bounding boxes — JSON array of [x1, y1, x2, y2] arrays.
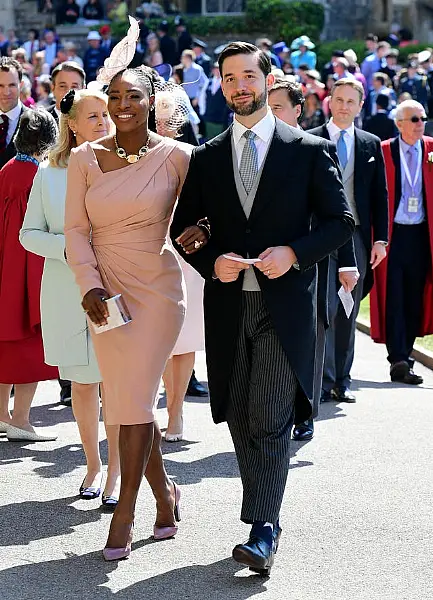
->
[[418, 50, 432, 64], [87, 31, 102, 41]]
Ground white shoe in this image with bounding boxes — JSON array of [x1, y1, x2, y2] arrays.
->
[[6, 424, 57, 442], [0, 421, 9, 434]]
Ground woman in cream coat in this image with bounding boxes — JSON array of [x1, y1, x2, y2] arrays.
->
[[20, 89, 120, 508]]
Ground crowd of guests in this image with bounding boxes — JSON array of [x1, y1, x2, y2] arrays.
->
[[1, 20, 433, 576]]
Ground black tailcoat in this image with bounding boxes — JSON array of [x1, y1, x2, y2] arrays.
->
[[171, 118, 355, 424]]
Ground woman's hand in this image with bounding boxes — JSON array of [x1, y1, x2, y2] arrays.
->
[[175, 225, 208, 254], [82, 288, 109, 326]]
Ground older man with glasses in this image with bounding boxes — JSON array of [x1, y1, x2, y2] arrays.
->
[[370, 100, 433, 384]]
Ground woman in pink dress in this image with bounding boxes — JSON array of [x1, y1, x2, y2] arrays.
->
[[64, 63, 191, 560]]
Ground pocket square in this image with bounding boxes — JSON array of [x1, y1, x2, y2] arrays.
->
[[368, 156, 375, 163]]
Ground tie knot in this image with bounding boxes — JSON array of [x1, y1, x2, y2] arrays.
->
[[0, 114, 9, 126], [408, 145, 417, 155], [243, 130, 256, 141], [339, 129, 347, 138]]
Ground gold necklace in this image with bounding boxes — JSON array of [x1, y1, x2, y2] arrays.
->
[[114, 134, 150, 164]]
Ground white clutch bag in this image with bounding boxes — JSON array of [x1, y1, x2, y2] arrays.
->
[[91, 294, 132, 334]]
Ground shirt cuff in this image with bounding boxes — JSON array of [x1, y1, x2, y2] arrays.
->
[[374, 240, 388, 246], [338, 267, 359, 273]]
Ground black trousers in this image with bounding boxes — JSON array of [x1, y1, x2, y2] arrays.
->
[[226, 292, 297, 525], [386, 222, 430, 364]]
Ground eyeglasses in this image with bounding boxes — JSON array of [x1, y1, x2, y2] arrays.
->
[[399, 116, 428, 123]]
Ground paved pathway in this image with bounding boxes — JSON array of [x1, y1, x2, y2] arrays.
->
[[1, 331, 432, 600]]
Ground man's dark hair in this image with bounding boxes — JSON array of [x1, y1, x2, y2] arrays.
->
[[51, 61, 85, 85], [14, 108, 58, 156], [373, 73, 386, 86], [218, 42, 271, 78], [0, 57, 23, 82], [376, 93, 389, 110], [269, 79, 305, 122], [365, 33, 378, 43]]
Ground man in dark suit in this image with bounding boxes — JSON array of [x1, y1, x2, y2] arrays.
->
[[46, 61, 86, 125], [171, 42, 354, 575], [309, 78, 389, 404], [192, 39, 212, 77], [157, 21, 177, 66], [0, 58, 29, 170], [175, 16, 192, 63], [364, 93, 398, 140]]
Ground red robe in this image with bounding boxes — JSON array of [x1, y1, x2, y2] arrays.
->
[[0, 158, 58, 383], [370, 136, 433, 343]]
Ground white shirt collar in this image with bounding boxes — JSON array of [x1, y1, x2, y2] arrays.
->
[[327, 118, 355, 139], [54, 106, 61, 118], [232, 108, 275, 146], [0, 100, 22, 120]]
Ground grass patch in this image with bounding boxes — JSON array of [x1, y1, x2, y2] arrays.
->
[[358, 296, 433, 353]]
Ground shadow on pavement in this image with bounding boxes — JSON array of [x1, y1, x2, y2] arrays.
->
[[351, 378, 433, 391], [0, 553, 268, 600], [0, 496, 102, 547]]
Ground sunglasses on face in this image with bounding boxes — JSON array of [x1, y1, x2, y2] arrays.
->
[[400, 116, 428, 123]]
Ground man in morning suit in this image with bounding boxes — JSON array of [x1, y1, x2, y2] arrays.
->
[[0, 58, 28, 170], [370, 100, 433, 384], [364, 93, 398, 141], [309, 78, 389, 404], [47, 61, 85, 125], [171, 42, 355, 575], [268, 79, 321, 441]]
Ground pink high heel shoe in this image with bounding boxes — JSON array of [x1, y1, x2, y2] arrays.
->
[[153, 482, 181, 540], [102, 522, 134, 561]]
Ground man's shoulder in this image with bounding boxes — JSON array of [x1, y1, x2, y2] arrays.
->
[[355, 127, 381, 146], [305, 124, 327, 138]]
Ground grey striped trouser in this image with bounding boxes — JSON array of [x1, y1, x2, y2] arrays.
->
[[226, 292, 298, 524]]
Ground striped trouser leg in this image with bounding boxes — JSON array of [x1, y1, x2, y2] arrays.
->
[[227, 292, 298, 524]]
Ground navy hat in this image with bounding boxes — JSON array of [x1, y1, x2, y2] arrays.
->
[[174, 16, 185, 26], [332, 50, 345, 58], [192, 38, 207, 49], [407, 60, 418, 69], [273, 41, 289, 54], [158, 20, 169, 33]]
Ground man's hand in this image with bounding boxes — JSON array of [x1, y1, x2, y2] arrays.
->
[[338, 270, 359, 293], [214, 253, 250, 283], [370, 242, 387, 269], [256, 246, 297, 279]]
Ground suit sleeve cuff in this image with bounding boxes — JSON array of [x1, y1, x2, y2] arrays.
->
[[338, 267, 359, 273]]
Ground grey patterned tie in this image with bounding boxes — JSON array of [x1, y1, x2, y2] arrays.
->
[[239, 130, 258, 194]]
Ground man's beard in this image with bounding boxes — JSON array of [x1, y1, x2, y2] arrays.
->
[[227, 90, 267, 116]]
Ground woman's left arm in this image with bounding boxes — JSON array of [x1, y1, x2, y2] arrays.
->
[[20, 167, 67, 262]]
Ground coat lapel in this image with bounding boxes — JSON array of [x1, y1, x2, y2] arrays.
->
[[390, 136, 401, 214], [207, 126, 247, 224], [353, 129, 365, 198], [249, 120, 302, 222]]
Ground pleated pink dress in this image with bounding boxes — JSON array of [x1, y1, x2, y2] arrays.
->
[[64, 138, 191, 425]]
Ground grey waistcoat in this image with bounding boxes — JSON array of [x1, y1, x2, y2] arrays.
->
[[341, 144, 360, 226], [231, 135, 271, 291]]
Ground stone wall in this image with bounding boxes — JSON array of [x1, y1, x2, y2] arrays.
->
[[0, 0, 16, 30]]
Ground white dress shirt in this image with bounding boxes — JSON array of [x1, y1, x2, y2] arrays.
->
[[0, 101, 23, 146], [327, 118, 355, 161], [232, 108, 276, 169]]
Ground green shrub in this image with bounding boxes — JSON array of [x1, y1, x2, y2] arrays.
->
[[101, 1, 325, 42]]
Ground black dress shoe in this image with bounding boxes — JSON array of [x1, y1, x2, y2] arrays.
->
[[335, 386, 356, 403], [320, 389, 335, 403], [186, 372, 208, 397], [390, 361, 423, 385], [292, 418, 314, 441], [59, 379, 72, 406], [233, 536, 275, 576]]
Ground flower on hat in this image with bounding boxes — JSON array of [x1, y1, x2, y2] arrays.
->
[[155, 90, 176, 122], [428, 151, 433, 163]]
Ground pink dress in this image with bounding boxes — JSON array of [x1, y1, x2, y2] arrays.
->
[[65, 138, 191, 425]]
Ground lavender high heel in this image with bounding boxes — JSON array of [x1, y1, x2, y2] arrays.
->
[[153, 482, 181, 540], [102, 522, 134, 561]]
